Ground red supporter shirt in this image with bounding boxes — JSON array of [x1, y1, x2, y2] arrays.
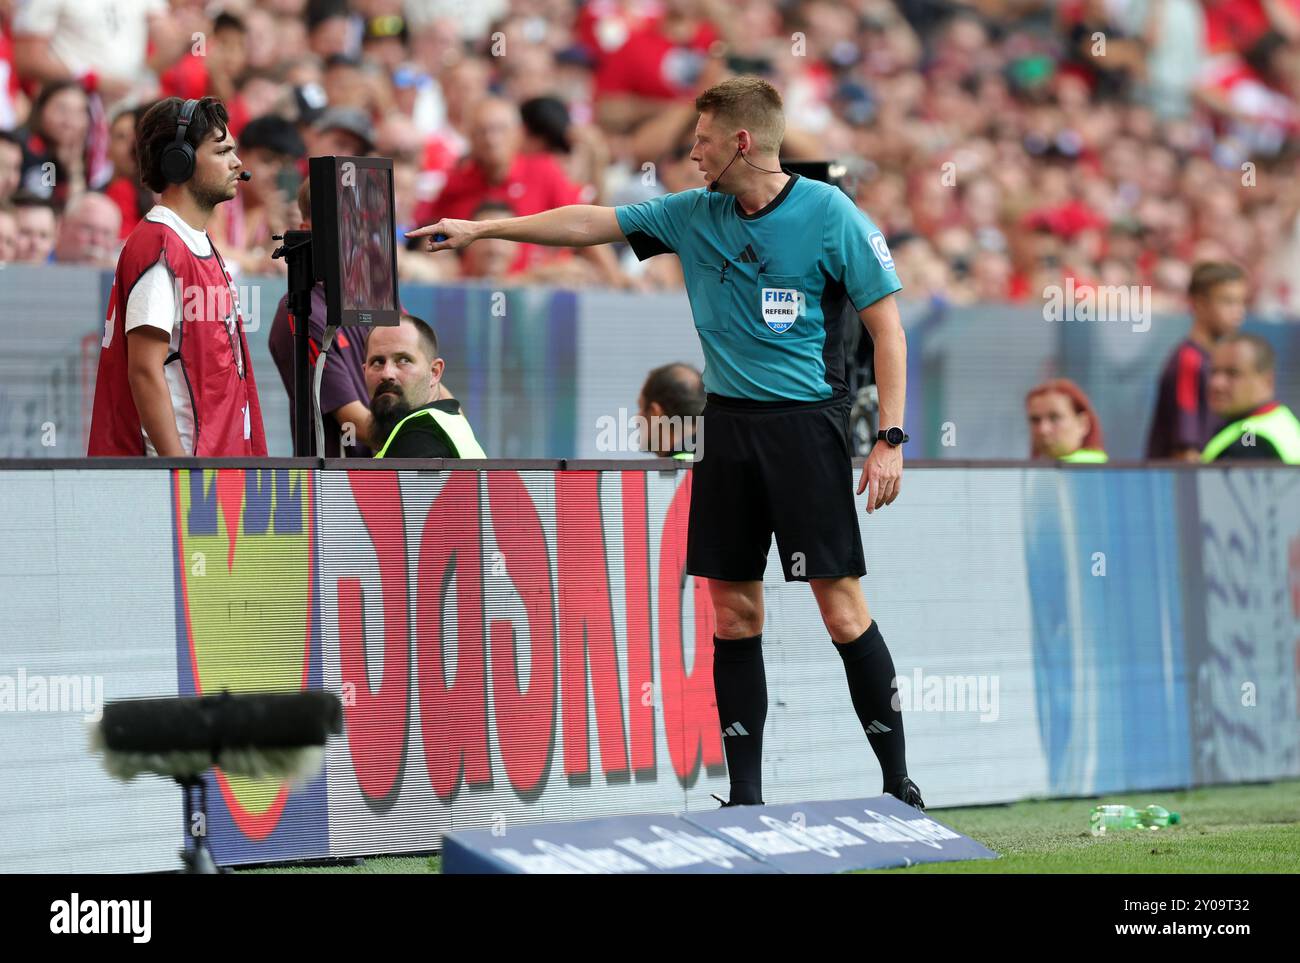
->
[[159, 52, 209, 100], [103, 175, 143, 238], [0, 26, 20, 128], [1202, 0, 1273, 55], [415, 134, 461, 213], [1007, 272, 1033, 302], [593, 20, 718, 100], [1022, 200, 1108, 239], [413, 153, 585, 272], [575, 0, 664, 67], [1198, 56, 1300, 139], [158, 54, 250, 136]]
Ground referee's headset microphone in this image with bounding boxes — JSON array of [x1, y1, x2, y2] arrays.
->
[[708, 146, 784, 192]]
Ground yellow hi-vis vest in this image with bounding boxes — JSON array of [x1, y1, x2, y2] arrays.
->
[[374, 406, 487, 459], [1201, 403, 1300, 464], [1059, 448, 1108, 464]]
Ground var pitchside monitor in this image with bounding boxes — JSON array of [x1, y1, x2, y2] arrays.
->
[[309, 155, 400, 328]]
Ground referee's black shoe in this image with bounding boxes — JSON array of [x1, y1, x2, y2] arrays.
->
[[710, 793, 765, 808], [887, 778, 926, 813]]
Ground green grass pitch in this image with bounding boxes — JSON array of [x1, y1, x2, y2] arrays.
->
[[240, 778, 1300, 874]]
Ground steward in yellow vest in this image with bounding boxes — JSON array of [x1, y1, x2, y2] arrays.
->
[[1201, 333, 1300, 464], [1202, 402, 1300, 463], [1058, 448, 1108, 463], [374, 401, 487, 459]]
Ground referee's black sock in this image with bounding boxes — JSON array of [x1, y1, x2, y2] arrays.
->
[[713, 633, 766, 805], [833, 621, 909, 794]]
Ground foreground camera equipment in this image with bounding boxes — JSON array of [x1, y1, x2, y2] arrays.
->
[[90, 690, 343, 873]]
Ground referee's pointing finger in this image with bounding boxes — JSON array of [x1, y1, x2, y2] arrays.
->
[[406, 220, 458, 252]]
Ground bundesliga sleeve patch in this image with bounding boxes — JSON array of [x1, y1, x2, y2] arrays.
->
[[868, 230, 895, 272]]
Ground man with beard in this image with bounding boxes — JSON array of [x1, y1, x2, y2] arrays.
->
[[366, 314, 486, 459]]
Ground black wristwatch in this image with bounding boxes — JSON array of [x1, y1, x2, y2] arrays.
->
[[877, 427, 909, 447]]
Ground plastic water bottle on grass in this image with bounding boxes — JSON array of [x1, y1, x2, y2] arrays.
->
[[1089, 804, 1181, 835]]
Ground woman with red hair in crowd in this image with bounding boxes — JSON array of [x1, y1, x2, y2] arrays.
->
[[1025, 378, 1108, 462]]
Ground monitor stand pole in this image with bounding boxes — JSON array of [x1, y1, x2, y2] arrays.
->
[[273, 231, 315, 457]]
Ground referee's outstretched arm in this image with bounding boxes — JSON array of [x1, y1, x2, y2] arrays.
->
[[406, 206, 626, 252], [857, 293, 906, 515]]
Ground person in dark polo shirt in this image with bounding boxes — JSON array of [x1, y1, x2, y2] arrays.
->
[[1145, 261, 1247, 460], [268, 179, 375, 456], [367, 314, 486, 459]]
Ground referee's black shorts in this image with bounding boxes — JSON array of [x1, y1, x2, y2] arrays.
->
[[686, 392, 867, 583]]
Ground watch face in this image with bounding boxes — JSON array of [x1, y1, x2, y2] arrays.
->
[[886, 427, 905, 446]]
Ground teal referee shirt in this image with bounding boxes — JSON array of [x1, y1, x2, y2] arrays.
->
[[614, 173, 903, 402]]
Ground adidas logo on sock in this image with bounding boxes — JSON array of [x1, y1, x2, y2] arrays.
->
[[865, 720, 892, 734], [722, 721, 750, 737], [735, 244, 759, 263]]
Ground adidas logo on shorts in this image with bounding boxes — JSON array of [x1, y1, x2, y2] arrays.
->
[[722, 722, 750, 737], [865, 720, 893, 734]]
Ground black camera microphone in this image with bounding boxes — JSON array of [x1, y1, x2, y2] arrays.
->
[[238, 170, 252, 181]]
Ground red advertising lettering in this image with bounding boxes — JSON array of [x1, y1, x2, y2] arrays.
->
[[658, 471, 724, 781], [487, 472, 558, 795], [621, 471, 655, 773], [415, 472, 491, 800], [556, 471, 629, 778], [339, 471, 410, 803]]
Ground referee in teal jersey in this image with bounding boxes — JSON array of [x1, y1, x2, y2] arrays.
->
[[409, 77, 924, 812]]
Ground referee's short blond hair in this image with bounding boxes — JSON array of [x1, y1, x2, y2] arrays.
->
[[695, 77, 785, 155]]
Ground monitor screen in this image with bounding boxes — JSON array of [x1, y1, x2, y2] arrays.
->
[[338, 165, 396, 313], [310, 155, 400, 328]]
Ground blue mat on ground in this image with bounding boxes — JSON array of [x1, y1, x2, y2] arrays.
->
[[442, 795, 999, 874]]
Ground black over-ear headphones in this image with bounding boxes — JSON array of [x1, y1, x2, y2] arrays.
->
[[161, 99, 200, 185]]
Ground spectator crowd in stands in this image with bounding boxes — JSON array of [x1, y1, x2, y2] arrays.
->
[[2, 0, 1300, 314]]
